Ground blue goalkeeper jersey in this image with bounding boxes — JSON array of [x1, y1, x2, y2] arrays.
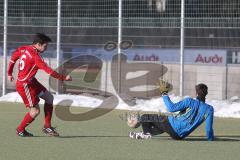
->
[[162, 95, 214, 141]]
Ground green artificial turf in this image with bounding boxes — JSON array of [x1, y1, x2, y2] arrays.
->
[[0, 102, 239, 160]]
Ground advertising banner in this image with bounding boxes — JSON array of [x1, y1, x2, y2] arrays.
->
[[227, 50, 240, 64], [127, 48, 226, 65]]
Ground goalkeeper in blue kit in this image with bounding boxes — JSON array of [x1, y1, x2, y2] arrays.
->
[[129, 83, 214, 141]]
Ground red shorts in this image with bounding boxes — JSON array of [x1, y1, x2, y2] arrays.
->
[[16, 78, 47, 108]]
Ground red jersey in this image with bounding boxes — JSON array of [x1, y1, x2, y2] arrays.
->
[[7, 45, 66, 83]]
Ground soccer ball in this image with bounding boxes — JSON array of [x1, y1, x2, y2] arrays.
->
[[127, 113, 141, 128]]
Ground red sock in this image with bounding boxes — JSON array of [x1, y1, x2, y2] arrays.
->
[[17, 112, 34, 132], [44, 103, 53, 128]]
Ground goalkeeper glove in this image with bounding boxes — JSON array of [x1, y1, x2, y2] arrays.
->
[[156, 80, 171, 95]]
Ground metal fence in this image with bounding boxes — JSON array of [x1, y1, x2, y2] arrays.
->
[[1, 0, 240, 100]]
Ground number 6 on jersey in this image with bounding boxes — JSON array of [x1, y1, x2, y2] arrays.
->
[[19, 54, 26, 71]]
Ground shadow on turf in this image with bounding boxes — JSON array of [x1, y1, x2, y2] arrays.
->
[[185, 136, 240, 142], [176, 135, 240, 141], [156, 135, 240, 141], [21, 135, 128, 138], [31, 135, 240, 141], [59, 135, 128, 138]]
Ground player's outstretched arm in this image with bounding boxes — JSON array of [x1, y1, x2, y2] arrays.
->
[[35, 53, 71, 81], [50, 71, 72, 81], [162, 96, 191, 112]]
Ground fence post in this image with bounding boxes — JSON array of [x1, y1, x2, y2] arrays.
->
[[117, 0, 123, 94], [180, 0, 185, 97], [2, 0, 8, 96], [56, 0, 62, 95]]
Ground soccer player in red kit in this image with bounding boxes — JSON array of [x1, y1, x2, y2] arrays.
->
[[7, 33, 72, 137]]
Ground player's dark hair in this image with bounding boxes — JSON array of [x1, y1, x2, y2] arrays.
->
[[32, 33, 52, 45], [195, 83, 208, 102]]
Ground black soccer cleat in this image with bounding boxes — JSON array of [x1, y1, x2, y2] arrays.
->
[[16, 129, 34, 137], [42, 127, 59, 137]]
